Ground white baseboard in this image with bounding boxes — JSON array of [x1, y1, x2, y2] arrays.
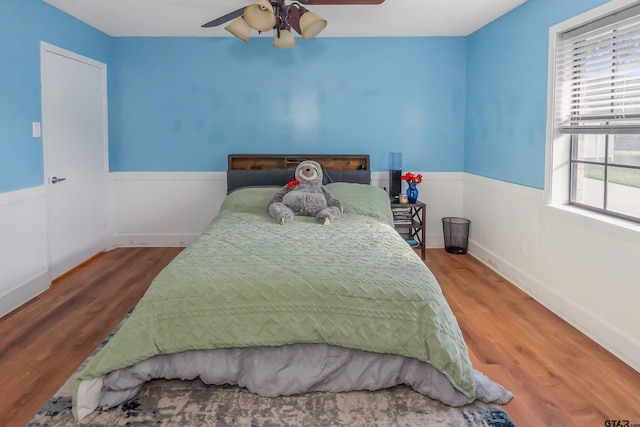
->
[[111, 233, 200, 248], [0, 270, 50, 318], [468, 237, 640, 373]]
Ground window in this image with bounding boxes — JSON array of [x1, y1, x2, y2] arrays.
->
[[552, 3, 640, 223]]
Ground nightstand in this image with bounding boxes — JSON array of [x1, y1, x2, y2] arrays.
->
[[391, 201, 426, 260]]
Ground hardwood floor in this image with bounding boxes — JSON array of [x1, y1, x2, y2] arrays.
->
[[427, 250, 640, 427], [0, 248, 638, 427], [0, 247, 183, 427]]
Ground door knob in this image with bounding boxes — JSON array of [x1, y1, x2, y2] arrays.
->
[[50, 176, 67, 184]]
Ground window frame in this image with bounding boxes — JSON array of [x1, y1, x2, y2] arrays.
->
[[569, 134, 640, 223], [546, 0, 640, 226]]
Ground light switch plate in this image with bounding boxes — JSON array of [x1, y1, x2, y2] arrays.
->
[[32, 122, 41, 138]]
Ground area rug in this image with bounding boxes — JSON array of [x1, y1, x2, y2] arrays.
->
[[28, 312, 517, 427]]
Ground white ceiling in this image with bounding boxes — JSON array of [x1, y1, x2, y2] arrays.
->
[[42, 0, 527, 38]]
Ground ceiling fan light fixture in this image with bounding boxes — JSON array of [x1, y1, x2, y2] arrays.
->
[[202, 0, 332, 48], [243, 0, 277, 32], [299, 10, 327, 40], [224, 17, 251, 42], [273, 29, 297, 49]]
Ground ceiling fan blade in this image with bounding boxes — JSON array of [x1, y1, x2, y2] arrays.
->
[[299, 0, 385, 4], [202, 7, 245, 28], [201, 0, 383, 29]]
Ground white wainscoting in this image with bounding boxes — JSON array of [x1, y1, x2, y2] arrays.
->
[[0, 186, 50, 317], [109, 172, 227, 248], [463, 173, 640, 372], [386, 172, 465, 248], [372, 171, 464, 247], [6, 172, 637, 371], [110, 171, 464, 250]]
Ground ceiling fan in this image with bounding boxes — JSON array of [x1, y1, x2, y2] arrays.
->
[[202, 0, 385, 48]]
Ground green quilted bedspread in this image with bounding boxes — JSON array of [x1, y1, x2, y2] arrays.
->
[[72, 183, 474, 416]]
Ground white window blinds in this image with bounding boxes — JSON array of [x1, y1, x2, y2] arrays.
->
[[556, 4, 640, 134]]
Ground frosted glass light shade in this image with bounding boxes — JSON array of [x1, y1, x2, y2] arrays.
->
[[273, 29, 297, 49], [299, 11, 327, 39], [244, 0, 276, 32], [390, 152, 402, 170], [225, 17, 251, 42]]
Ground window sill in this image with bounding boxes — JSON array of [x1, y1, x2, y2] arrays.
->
[[545, 203, 640, 245]]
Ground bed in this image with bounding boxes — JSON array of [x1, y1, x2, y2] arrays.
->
[[72, 154, 512, 420]]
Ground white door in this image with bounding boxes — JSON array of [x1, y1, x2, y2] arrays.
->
[[41, 43, 108, 279]]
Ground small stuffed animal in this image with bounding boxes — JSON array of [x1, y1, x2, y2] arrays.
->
[[268, 160, 343, 225]]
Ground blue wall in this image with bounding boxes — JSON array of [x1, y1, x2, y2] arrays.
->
[[109, 37, 467, 172], [2, 0, 622, 194], [465, 0, 611, 189], [0, 0, 111, 194]]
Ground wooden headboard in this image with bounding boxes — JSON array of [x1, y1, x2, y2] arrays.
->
[[226, 154, 371, 193], [228, 154, 369, 171]]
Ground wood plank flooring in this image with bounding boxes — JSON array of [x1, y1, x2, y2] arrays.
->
[[0, 247, 638, 427]]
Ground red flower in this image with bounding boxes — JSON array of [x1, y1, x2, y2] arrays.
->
[[287, 178, 300, 188], [401, 172, 423, 184]]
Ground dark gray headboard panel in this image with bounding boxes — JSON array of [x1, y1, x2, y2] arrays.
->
[[226, 169, 371, 193], [226, 169, 294, 193], [226, 154, 371, 194], [322, 170, 371, 185]]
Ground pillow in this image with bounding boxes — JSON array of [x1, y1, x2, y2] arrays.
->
[[220, 187, 280, 214], [220, 181, 393, 226], [325, 182, 394, 226]]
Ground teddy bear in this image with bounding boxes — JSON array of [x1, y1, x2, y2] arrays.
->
[[268, 160, 343, 225]]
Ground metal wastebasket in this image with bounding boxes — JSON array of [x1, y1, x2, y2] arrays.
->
[[442, 217, 470, 254]]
